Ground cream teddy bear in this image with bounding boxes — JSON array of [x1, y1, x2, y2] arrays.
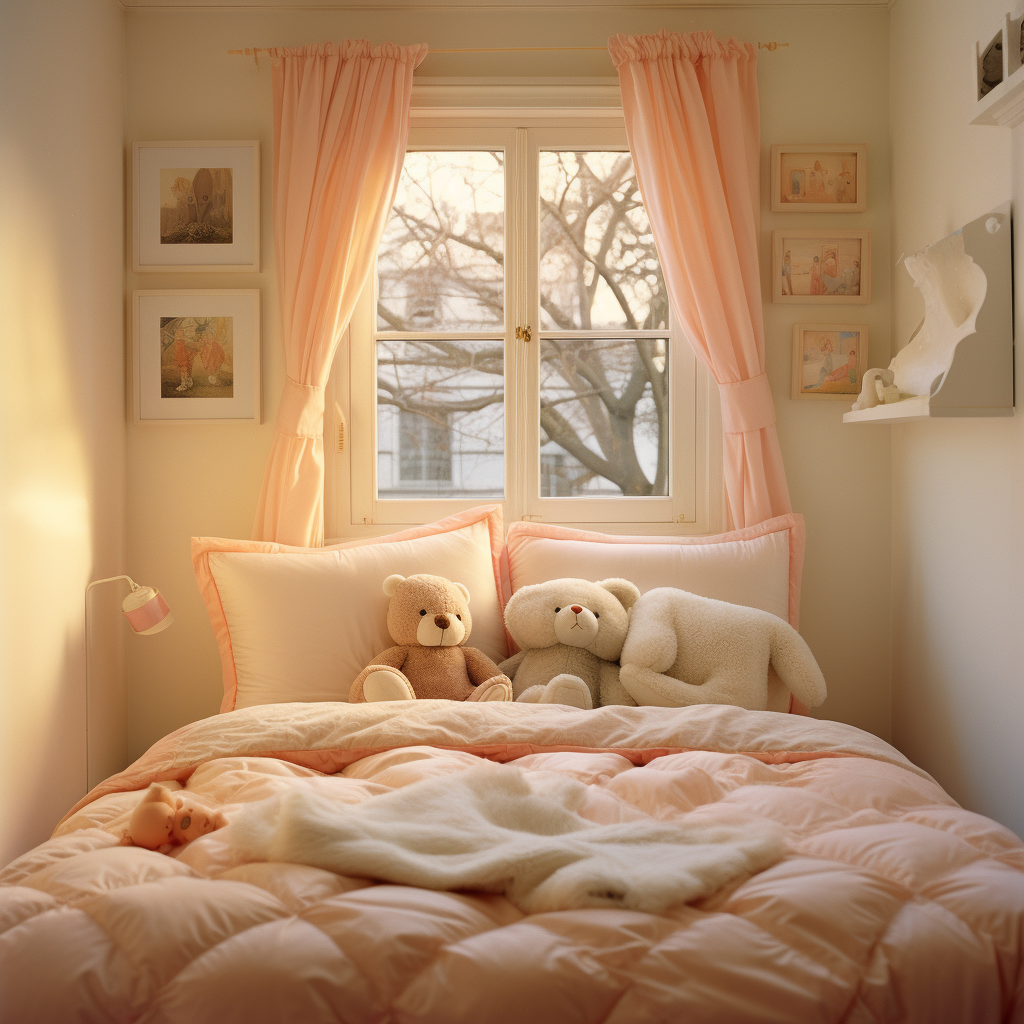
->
[[618, 588, 827, 711], [349, 574, 513, 703], [499, 578, 641, 710]]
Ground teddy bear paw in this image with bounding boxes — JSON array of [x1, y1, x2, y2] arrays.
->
[[362, 669, 416, 702], [541, 674, 594, 710], [467, 675, 513, 702], [515, 685, 545, 703]]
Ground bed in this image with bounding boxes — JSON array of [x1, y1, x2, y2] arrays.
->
[[2, 507, 1023, 1022], [2, 700, 1023, 1023]]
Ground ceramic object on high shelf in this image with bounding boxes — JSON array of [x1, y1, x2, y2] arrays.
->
[[844, 203, 1013, 424], [971, 12, 1024, 126]]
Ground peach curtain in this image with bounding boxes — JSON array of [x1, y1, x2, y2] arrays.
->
[[609, 30, 791, 529], [253, 40, 427, 547]]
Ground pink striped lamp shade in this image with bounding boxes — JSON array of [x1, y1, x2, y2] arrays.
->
[[120, 585, 173, 635]]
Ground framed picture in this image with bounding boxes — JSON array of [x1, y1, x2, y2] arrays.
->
[[791, 323, 869, 401], [132, 290, 261, 424], [770, 144, 867, 213], [132, 141, 260, 272], [772, 228, 871, 304]]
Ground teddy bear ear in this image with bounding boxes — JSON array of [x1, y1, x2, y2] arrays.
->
[[383, 575, 406, 597], [453, 582, 471, 604], [139, 783, 176, 808], [598, 578, 641, 610]]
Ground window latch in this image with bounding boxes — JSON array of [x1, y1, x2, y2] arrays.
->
[[515, 325, 533, 344]]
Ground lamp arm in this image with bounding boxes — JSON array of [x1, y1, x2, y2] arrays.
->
[[86, 575, 139, 595]]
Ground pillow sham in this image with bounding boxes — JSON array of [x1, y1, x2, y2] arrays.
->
[[502, 514, 808, 714], [193, 505, 507, 712], [502, 514, 804, 628]]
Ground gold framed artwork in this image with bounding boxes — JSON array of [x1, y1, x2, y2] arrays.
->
[[132, 290, 262, 424], [792, 323, 869, 401], [772, 228, 871, 304], [770, 143, 867, 213], [132, 141, 260, 272]]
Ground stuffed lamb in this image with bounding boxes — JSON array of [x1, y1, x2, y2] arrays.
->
[[618, 588, 826, 711]]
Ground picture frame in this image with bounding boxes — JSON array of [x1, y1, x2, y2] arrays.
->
[[791, 323, 869, 401], [132, 289, 262, 424], [772, 228, 871, 304], [132, 141, 260, 272], [770, 144, 867, 213]]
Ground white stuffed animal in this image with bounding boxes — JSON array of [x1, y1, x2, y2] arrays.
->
[[499, 578, 641, 710], [618, 588, 826, 712]]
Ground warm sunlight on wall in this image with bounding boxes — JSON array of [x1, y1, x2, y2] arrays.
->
[[0, 0, 126, 866], [0, 151, 90, 861]]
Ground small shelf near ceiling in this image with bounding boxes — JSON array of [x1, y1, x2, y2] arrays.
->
[[972, 11, 1024, 127]]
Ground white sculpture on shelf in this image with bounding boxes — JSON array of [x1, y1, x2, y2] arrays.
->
[[852, 224, 989, 411]]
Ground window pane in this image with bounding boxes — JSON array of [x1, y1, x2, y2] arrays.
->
[[399, 408, 452, 483], [377, 151, 505, 333], [377, 339, 504, 499], [539, 338, 668, 497], [539, 151, 667, 332]]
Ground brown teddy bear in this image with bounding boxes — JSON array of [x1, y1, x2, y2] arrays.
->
[[349, 574, 513, 703], [499, 577, 641, 710]]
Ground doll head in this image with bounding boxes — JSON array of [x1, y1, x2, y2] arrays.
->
[[172, 798, 222, 843], [127, 783, 224, 849], [128, 784, 178, 849]]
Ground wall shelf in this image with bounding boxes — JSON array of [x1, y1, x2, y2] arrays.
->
[[843, 398, 1013, 424], [844, 203, 1014, 426], [972, 12, 1024, 127], [972, 64, 1024, 127]]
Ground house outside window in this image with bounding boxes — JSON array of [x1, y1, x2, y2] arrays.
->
[[398, 408, 453, 487]]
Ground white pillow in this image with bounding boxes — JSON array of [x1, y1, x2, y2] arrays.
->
[[502, 514, 805, 628], [193, 505, 507, 712]]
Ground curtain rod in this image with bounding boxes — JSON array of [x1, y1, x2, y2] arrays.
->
[[228, 41, 788, 59]]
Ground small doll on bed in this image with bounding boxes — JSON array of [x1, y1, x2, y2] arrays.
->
[[123, 783, 226, 852]]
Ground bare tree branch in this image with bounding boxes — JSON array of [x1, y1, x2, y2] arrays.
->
[[378, 389, 504, 416]]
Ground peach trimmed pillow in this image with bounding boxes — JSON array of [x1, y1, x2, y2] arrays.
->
[[502, 514, 805, 626], [501, 514, 808, 713], [193, 505, 507, 713]]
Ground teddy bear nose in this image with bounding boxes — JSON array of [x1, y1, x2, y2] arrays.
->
[[571, 605, 583, 614], [434, 614, 450, 629]]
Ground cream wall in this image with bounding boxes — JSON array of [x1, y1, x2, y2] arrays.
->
[[124, 5, 892, 759], [889, 0, 1023, 837], [0, 0, 127, 863]]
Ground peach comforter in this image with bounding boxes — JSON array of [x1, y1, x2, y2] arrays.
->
[[1, 701, 1023, 1024]]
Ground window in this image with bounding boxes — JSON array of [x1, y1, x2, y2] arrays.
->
[[331, 109, 718, 535]]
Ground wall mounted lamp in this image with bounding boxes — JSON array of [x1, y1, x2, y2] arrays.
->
[[85, 576, 172, 790]]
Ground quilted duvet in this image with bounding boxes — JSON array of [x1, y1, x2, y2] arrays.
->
[[1, 700, 1023, 1024]]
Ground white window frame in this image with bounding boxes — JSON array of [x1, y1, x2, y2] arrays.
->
[[326, 97, 722, 539]]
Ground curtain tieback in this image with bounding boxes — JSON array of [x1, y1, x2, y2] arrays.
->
[[276, 378, 325, 439], [719, 373, 776, 434]]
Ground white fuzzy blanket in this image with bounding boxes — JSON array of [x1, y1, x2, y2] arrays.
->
[[230, 763, 784, 914]]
